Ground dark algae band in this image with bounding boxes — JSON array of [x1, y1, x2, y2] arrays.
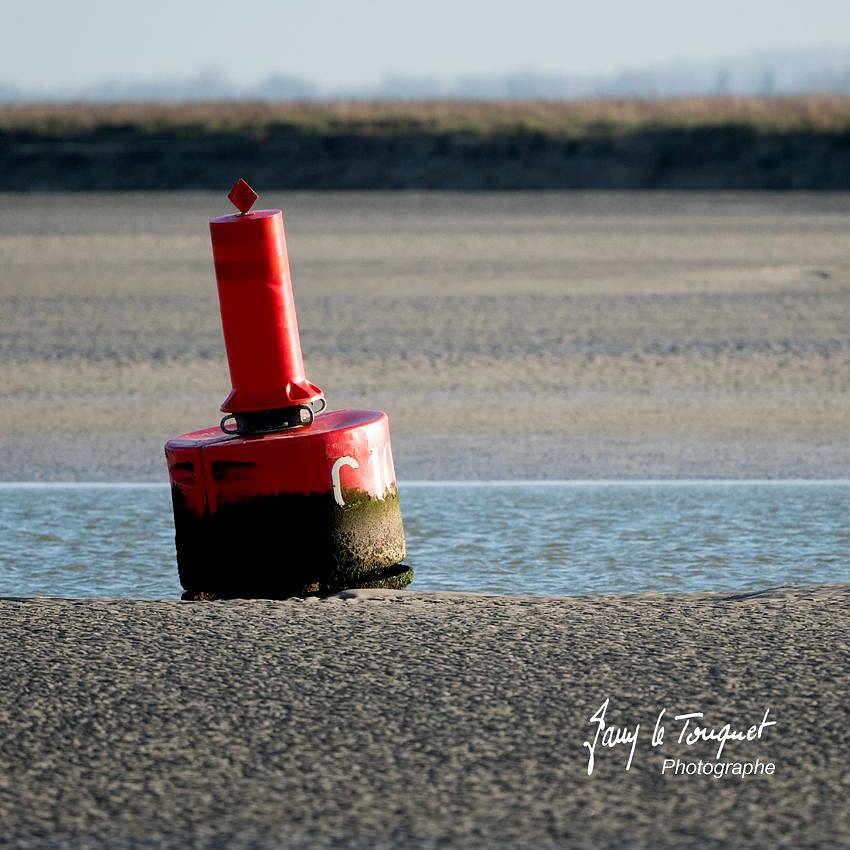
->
[[172, 487, 409, 600]]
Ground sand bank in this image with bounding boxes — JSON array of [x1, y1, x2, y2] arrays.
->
[[1, 585, 848, 848], [1, 191, 849, 480]]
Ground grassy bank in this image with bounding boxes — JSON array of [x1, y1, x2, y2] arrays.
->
[[3, 96, 850, 189]]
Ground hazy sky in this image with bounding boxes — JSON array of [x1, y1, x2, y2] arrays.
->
[[6, 0, 850, 91]]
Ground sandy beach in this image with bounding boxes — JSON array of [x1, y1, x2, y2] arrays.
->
[[0, 585, 847, 849], [1, 190, 849, 480], [1, 190, 849, 847]]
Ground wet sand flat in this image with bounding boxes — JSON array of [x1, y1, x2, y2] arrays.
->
[[0, 585, 848, 849], [1, 191, 849, 480], [1, 191, 848, 850]]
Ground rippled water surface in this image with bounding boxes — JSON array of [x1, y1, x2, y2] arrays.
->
[[1, 482, 848, 599]]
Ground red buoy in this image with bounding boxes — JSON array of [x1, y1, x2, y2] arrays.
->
[[165, 181, 408, 599]]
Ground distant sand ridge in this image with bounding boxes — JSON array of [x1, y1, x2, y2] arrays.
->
[[1, 191, 848, 480]]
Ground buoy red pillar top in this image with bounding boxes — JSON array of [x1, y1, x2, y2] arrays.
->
[[210, 179, 323, 417]]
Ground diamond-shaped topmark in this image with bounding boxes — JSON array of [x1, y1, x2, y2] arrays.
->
[[227, 178, 259, 214]]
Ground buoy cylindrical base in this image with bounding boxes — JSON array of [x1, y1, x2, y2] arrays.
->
[[165, 409, 409, 599]]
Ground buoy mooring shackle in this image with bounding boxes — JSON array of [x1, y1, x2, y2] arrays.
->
[[164, 180, 409, 600]]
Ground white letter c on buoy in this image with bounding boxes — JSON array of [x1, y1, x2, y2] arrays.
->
[[331, 456, 360, 506]]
